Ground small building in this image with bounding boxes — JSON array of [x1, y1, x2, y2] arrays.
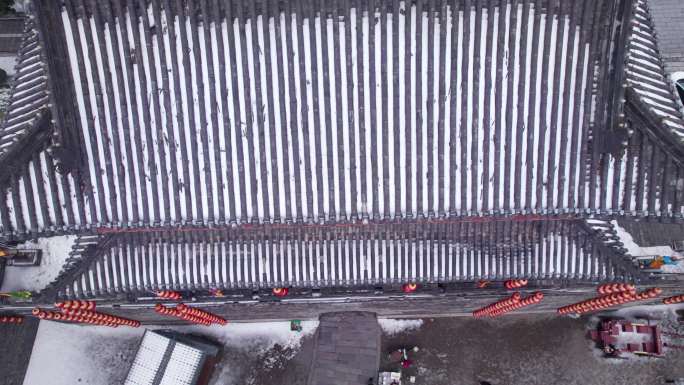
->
[[124, 330, 219, 385]]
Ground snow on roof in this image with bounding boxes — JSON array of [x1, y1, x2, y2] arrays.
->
[[52, 218, 640, 299], [1, 0, 683, 241], [0, 16, 50, 160], [0, 234, 76, 292], [625, 0, 684, 137], [2, 0, 678, 237]]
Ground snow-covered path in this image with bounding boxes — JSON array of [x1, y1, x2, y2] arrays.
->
[[0, 235, 76, 292], [22, 319, 318, 385]]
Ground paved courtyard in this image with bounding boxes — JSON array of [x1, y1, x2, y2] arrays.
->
[[380, 311, 684, 385]]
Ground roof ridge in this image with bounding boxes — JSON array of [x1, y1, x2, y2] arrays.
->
[[625, 0, 684, 140]]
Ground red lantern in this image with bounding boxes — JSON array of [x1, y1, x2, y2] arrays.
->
[[272, 287, 290, 297], [402, 283, 418, 293]]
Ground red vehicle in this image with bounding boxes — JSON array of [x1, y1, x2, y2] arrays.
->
[[589, 319, 664, 358]]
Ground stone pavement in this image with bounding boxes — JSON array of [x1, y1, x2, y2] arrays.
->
[[0, 316, 39, 385], [308, 312, 380, 385]]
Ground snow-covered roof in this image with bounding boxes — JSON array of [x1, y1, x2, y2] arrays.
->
[[1, 0, 684, 240], [0, 16, 50, 162], [124, 330, 216, 385], [49, 217, 640, 299], [625, 0, 684, 137]]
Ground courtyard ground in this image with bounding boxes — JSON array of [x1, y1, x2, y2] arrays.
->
[[380, 309, 684, 385]]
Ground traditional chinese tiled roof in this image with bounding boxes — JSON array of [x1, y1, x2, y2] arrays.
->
[[625, 0, 684, 137], [0, 16, 50, 161], [2, 0, 680, 300], [4, 0, 683, 240], [46, 217, 641, 299]]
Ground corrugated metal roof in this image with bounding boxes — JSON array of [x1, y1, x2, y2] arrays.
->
[[124, 330, 207, 385]]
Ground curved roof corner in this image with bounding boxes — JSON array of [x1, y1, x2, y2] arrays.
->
[[624, 0, 684, 141]]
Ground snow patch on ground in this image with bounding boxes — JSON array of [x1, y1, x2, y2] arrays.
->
[[378, 318, 424, 335], [1, 235, 77, 292], [610, 220, 642, 256], [603, 303, 684, 322], [23, 321, 145, 385], [610, 220, 684, 273], [22, 319, 319, 385], [177, 320, 318, 354]]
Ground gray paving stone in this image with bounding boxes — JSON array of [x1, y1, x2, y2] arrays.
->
[[308, 312, 380, 385]]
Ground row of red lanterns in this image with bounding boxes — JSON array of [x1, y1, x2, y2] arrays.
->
[[177, 303, 228, 325], [473, 292, 522, 318], [0, 315, 23, 323], [55, 300, 96, 311], [154, 304, 211, 326], [557, 287, 662, 315], [273, 287, 289, 297], [156, 290, 182, 300], [488, 292, 545, 317], [33, 307, 140, 327], [597, 283, 636, 295], [504, 279, 528, 290], [60, 308, 140, 327], [155, 303, 227, 326], [663, 294, 684, 305]]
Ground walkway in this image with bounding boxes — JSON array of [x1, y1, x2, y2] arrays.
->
[[0, 316, 39, 385], [308, 312, 380, 385]]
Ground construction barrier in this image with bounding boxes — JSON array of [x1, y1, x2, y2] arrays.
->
[[504, 279, 529, 290], [156, 290, 182, 300], [663, 294, 684, 305]]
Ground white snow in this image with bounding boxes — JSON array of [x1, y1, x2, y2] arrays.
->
[[22, 319, 318, 385], [1, 235, 77, 292], [378, 318, 423, 335], [1, 4, 643, 235], [610, 220, 642, 256]]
